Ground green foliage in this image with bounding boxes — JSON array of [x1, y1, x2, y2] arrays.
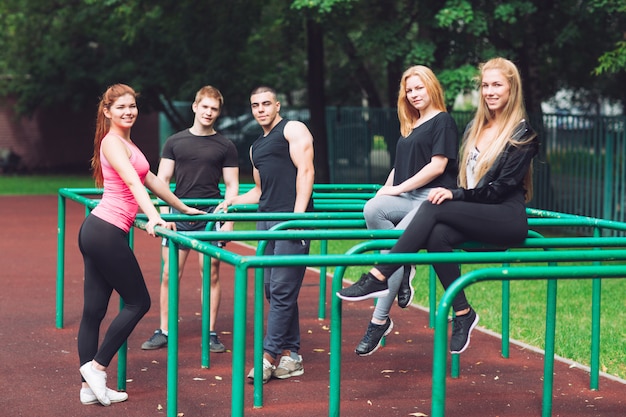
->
[[437, 65, 478, 109], [594, 41, 626, 75], [494, 1, 537, 24], [1, 0, 625, 122], [291, 0, 356, 15], [436, 0, 487, 36]]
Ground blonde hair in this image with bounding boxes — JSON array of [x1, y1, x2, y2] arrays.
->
[[458, 58, 536, 201], [397, 66, 447, 137], [91, 84, 137, 187]]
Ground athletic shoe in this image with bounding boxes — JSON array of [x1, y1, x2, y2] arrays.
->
[[141, 329, 167, 350], [247, 358, 275, 384], [210, 334, 226, 353], [355, 317, 394, 356], [336, 273, 389, 301], [80, 387, 128, 405], [273, 353, 304, 379], [397, 265, 416, 308], [450, 308, 479, 354], [79, 361, 110, 406]]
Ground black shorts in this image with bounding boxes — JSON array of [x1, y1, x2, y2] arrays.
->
[[161, 206, 224, 249]]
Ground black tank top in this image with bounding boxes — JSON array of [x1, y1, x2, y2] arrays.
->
[[251, 119, 313, 212]]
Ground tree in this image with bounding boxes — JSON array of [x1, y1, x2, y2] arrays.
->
[[0, 0, 262, 126], [592, 0, 626, 76]]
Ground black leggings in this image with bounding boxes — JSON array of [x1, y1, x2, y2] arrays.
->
[[376, 193, 528, 311], [77, 214, 151, 368]]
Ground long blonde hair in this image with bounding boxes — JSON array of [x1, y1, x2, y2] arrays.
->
[[91, 84, 137, 187], [397, 66, 447, 137], [459, 58, 536, 201]]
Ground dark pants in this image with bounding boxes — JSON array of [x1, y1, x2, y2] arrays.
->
[[376, 193, 528, 311], [257, 220, 310, 358], [77, 214, 151, 368]]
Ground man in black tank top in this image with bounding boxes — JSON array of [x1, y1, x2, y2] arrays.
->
[[216, 86, 314, 383]]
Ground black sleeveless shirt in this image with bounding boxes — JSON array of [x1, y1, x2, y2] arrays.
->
[[251, 119, 314, 213]]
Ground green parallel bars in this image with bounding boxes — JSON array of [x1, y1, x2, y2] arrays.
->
[[429, 265, 626, 417], [57, 188, 625, 416]]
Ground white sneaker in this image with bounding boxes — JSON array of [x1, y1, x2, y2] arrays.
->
[[79, 361, 110, 406], [80, 387, 128, 405]]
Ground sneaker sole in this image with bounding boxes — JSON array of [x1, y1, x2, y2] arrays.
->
[[450, 313, 480, 354], [274, 368, 304, 379], [336, 289, 389, 301], [398, 267, 416, 308], [141, 343, 167, 350], [355, 319, 394, 357], [398, 284, 415, 308], [81, 395, 128, 405]]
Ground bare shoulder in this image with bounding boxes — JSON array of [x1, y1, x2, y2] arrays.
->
[[284, 120, 313, 142]]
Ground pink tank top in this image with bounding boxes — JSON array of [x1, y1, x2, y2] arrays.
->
[[91, 134, 150, 232]]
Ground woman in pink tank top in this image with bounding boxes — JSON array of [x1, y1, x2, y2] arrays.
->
[[76, 84, 204, 406]]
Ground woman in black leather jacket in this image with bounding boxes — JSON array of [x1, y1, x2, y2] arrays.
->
[[337, 57, 539, 354]]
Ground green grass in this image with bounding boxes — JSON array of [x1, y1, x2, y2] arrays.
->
[[3, 174, 624, 380], [0, 174, 95, 195]]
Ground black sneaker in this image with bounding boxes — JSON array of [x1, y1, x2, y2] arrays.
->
[[355, 318, 394, 356], [336, 273, 389, 301], [450, 308, 479, 354], [141, 329, 167, 350], [397, 265, 416, 308], [210, 334, 226, 353]]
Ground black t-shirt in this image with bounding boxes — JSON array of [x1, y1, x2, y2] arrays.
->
[[161, 129, 238, 199], [393, 112, 458, 189]]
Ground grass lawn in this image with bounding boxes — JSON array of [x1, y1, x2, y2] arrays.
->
[[3, 174, 624, 380]]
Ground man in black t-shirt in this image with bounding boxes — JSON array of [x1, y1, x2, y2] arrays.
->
[[141, 86, 239, 353]]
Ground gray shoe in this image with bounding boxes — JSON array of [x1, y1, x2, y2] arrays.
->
[[273, 354, 304, 379], [247, 358, 275, 384], [141, 329, 167, 350], [210, 334, 226, 353]]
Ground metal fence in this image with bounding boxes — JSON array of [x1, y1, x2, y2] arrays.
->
[[325, 108, 626, 226]]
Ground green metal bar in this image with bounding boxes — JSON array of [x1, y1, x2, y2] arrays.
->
[[542, 277, 558, 417], [330, 265, 347, 417], [590, 228, 602, 390], [202, 252, 211, 368], [253, 239, 269, 408], [56, 194, 66, 328], [319, 239, 329, 320], [167, 239, 180, 417], [231, 264, 249, 417], [431, 265, 626, 417], [501, 265, 511, 359]]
